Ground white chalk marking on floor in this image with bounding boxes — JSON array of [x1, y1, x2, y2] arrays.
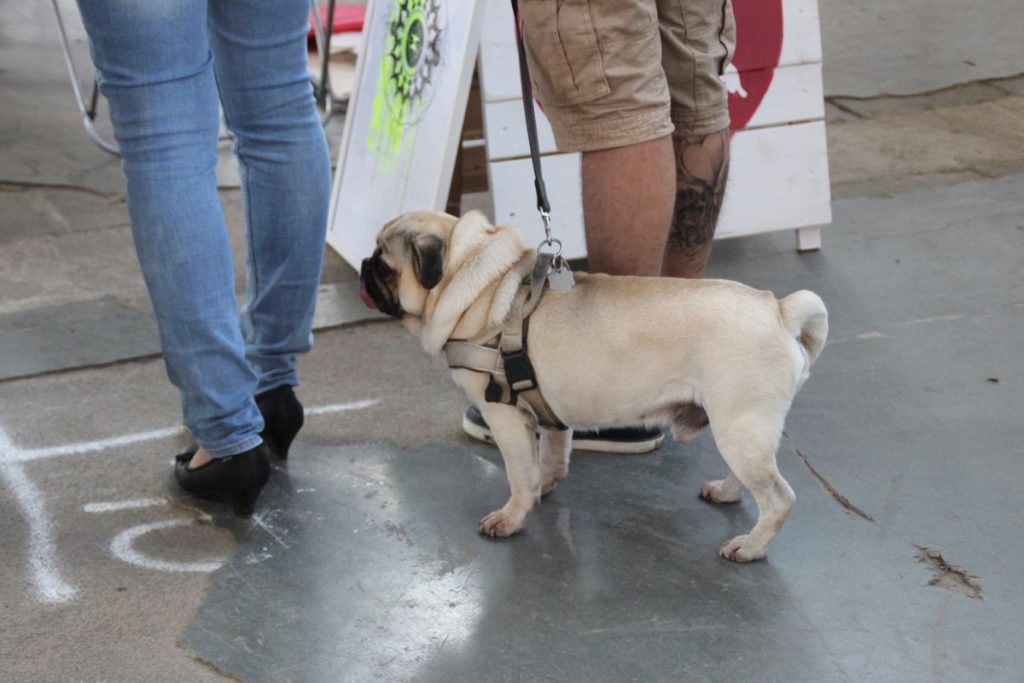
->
[[899, 314, 964, 326], [84, 498, 167, 513], [252, 511, 290, 550], [8, 399, 378, 465], [13, 426, 185, 464], [110, 519, 224, 573], [0, 429, 77, 604], [0, 398, 377, 602], [305, 398, 380, 416], [828, 313, 975, 346]]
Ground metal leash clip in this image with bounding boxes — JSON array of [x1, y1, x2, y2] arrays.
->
[[539, 209, 554, 246], [537, 214, 574, 292]]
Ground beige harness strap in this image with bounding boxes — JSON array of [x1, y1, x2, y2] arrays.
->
[[443, 253, 567, 431], [444, 340, 503, 375]]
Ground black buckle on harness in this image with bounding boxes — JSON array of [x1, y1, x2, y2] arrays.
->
[[501, 348, 538, 393]]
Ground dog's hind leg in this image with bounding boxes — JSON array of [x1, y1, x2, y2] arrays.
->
[[539, 428, 572, 496], [705, 405, 795, 562], [478, 403, 542, 537]]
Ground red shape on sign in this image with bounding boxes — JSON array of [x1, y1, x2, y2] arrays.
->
[[307, 4, 366, 41], [727, 0, 784, 130]]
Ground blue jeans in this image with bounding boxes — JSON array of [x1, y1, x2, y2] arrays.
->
[[76, 0, 331, 458]]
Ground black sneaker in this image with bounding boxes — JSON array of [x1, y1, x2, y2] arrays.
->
[[462, 405, 664, 454]]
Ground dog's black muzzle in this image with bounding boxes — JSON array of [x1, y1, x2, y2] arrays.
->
[[359, 255, 404, 318]]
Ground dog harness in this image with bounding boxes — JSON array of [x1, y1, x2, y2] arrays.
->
[[444, 253, 569, 431]]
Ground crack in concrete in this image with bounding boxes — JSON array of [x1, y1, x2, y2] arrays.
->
[[179, 639, 247, 683], [0, 352, 163, 386], [784, 436, 876, 522], [913, 544, 983, 600], [826, 70, 1024, 103], [0, 180, 121, 201], [826, 99, 866, 119]]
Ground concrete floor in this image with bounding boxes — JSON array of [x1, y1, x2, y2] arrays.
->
[[819, 0, 1024, 97], [2, 0, 1024, 681]]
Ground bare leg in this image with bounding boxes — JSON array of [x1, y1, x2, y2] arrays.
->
[[661, 130, 730, 279], [581, 135, 676, 276], [478, 404, 542, 537], [539, 429, 572, 496]]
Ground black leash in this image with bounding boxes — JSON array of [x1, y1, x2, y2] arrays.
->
[[510, 0, 553, 233], [509, 0, 573, 291]]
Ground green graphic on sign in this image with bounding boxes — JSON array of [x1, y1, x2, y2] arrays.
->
[[368, 0, 442, 170]]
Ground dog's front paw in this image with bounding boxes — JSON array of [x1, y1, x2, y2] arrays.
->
[[718, 535, 764, 563], [479, 507, 526, 538], [699, 479, 742, 504]]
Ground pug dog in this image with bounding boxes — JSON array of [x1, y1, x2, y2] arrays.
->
[[359, 210, 828, 562]]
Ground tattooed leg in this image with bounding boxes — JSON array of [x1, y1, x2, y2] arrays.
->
[[662, 129, 730, 278]]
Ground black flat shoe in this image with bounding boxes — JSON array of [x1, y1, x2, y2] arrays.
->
[[174, 444, 271, 515], [256, 384, 304, 459]]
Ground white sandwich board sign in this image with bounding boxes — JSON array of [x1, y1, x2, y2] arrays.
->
[[327, 0, 487, 267], [328, 0, 831, 267], [479, 0, 832, 255]]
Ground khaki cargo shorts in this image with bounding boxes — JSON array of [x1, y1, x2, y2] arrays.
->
[[518, 0, 736, 152]]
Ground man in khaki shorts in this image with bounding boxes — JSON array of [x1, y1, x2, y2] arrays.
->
[[520, 0, 735, 278], [464, 0, 736, 452]]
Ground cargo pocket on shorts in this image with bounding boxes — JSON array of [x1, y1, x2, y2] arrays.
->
[[520, 0, 611, 106]]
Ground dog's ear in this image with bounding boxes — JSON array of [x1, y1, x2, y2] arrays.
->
[[411, 234, 445, 290]]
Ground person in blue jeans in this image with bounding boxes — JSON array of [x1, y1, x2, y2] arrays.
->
[[76, 0, 331, 513]]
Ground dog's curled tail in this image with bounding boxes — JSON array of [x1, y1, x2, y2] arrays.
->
[[779, 290, 828, 365]]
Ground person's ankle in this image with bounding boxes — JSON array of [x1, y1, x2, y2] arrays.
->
[[188, 447, 213, 470]]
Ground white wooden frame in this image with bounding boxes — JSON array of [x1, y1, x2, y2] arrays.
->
[[479, 0, 832, 255]]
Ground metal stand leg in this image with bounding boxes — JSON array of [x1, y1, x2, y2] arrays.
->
[[52, 0, 344, 157], [50, 0, 120, 156], [309, 0, 348, 125]]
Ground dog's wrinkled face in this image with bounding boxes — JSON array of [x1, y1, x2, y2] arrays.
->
[[359, 211, 451, 320]]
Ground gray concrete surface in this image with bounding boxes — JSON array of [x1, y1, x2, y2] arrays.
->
[[4, 173, 1023, 679], [3, 0, 1024, 681], [0, 324, 466, 683], [0, 0, 364, 381], [178, 174, 1023, 682], [820, 0, 1024, 97]]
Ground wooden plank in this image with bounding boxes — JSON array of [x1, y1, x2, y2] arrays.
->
[[731, 62, 824, 129], [483, 99, 557, 161], [732, 0, 822, 71], [489, 154, 587, 256], [716, 121, 832, 238], [478, 0, 519, 103], [779, 0, 823, 68], [489, 120, 831, 258]]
